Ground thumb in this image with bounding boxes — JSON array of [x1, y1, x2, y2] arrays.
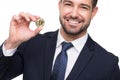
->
[[34, 27, 43, 35]]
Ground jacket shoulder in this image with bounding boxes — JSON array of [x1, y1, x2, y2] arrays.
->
[[92, 39, 119, 64]]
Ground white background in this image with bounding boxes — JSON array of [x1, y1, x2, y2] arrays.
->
[[0, 0, 120, 80]]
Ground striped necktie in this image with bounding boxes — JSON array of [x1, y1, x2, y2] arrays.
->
[[52, 42, 73, 80]]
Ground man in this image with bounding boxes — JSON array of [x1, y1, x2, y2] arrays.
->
[[0, 0, 120, 80]]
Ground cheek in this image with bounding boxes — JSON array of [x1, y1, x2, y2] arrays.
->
[[60, 7, 72, 16], [81, 12, 92, 22]]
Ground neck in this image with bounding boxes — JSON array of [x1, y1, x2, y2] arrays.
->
[[60, 28, 87, 42]]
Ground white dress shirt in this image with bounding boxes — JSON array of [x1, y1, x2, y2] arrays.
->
[[53, 30, 88, 79], [2, 30, 88, 79], [2, 44, 17, 56]]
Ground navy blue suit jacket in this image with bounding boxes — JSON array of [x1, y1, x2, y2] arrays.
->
[[0, 30, 120, 80]]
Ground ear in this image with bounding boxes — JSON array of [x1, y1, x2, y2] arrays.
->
[[58, 0, 62, 10], [91, 7, 98, 19]]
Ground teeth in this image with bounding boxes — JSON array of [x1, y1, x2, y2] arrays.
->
[[67, 19, 81, 24], [69, 20, 79, 24]]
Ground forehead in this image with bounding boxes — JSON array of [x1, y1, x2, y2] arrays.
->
[[62, 0, 92, 5]]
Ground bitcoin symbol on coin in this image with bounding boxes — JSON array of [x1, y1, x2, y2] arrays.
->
[[35, 18, 45, 27]]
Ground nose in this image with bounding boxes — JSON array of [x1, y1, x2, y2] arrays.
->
[[71, 7, 79, 18]]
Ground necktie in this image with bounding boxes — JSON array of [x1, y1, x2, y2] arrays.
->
[[52, 42, 73, 80]]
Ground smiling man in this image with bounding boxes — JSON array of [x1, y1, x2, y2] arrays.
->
[[0, 0, 120, 80], [59, 0, 98, 41]]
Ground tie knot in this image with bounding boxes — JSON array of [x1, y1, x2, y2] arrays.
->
[[61, 42, 73, 51]]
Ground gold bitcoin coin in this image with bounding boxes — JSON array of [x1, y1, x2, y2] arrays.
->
[[35, 18, 45, 27]]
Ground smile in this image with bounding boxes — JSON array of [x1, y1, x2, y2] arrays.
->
[[66, 19, 82, 24], [66, 18, 82, 26]]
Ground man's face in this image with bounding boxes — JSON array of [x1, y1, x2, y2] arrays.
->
[[59, 0, 98, 36]]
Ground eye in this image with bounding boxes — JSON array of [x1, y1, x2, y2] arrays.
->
[[80, 4, 90, 10], [64, 2, 72, 6], [81, 6, 88, 10], [65, 3, 71, 6]]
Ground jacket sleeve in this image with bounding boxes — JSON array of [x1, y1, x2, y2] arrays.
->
[[110, 57, 120, 80], [0, 44, 23, 80]]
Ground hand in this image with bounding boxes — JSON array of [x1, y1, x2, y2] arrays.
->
[[5, 12, 42, 49]]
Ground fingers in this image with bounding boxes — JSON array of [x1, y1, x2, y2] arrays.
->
[[34, 27, 43, 35], [19, 12, 39, 22], [11, 12, 40, 24]]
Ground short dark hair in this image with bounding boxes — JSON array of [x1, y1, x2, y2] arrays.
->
[[92, 0, 98, 8], [60, 0, 98, 8]]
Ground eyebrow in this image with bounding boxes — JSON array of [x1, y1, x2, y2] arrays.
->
[[62, 0, 91, 9], [63, 0, 72, 3]]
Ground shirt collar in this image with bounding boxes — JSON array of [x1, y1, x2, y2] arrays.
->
[[56, 30, 88, 52]]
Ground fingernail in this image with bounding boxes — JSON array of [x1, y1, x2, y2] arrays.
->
[[27, 18, 30, 21]]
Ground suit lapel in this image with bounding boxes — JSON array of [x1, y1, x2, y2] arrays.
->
[[42, 32, 95, 80], [67, 36, 95, 80], [43, 31, 58, 80]]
